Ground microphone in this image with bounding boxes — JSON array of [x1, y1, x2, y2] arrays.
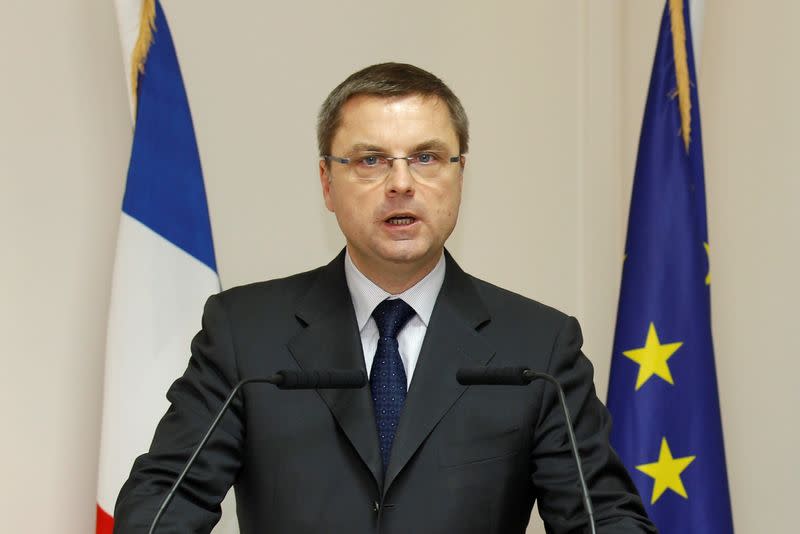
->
[[456, 366, 597, 534], [273, 368, 367, 389], [148, 368, 367, 534], [455, 365, 531, 385]]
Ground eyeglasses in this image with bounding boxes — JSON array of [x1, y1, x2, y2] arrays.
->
[[322, 152, 463, 182]]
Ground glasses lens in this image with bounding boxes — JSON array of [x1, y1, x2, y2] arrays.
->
[[352, 156, 389, 181], [410, 154, 445, 180], [410, 163, 438, 180], [346, 153, 456, 181]]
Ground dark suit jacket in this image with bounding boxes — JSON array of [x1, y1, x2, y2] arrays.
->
[[114, 251, 655, 533]]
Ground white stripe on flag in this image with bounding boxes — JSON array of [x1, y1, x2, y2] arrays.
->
[[96, 213, 218, 514]]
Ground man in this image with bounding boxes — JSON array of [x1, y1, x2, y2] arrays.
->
[[114, 63, 655, 533]]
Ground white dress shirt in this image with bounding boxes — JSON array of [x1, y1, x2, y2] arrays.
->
[[344, 250, 446, 389]]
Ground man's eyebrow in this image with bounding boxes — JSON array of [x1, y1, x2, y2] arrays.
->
[[348, 143, 386, 153], [411, 140, 452, 153], [345, 140, 455, 154]]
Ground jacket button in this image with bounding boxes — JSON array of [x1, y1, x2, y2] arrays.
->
[[373, 501, 380, 512]]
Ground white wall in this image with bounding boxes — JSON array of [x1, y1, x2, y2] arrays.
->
[[0, 1, 130, 532], [701, 1, 800, 530], [1, 1, 797, 532]]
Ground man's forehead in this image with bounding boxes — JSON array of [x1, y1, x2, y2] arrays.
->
[[340, 93, 447, 116], [333, 94, 457, 148]]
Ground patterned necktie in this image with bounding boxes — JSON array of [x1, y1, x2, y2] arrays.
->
[[370, 298, 416, 471]]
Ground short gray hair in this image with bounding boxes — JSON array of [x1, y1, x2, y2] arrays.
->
[[317, 62, 469, 157]]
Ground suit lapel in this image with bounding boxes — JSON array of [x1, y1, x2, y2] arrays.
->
[[286, 251, 384, 488], [383, 252, 495, 495]]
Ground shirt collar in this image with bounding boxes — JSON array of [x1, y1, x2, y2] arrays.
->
[[344, 249, 446, 331]]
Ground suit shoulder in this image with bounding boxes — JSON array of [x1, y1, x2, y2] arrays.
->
[[212, 264, 325, 311], [465, 274, 584, 370], [468, 275, 571, 327]]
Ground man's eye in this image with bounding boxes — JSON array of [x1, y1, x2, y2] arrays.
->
[[415, 152, 438, 164], [357, 155, 382, 167]]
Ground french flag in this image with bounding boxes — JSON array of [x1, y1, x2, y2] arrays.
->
[[96, 1, 221, 531]]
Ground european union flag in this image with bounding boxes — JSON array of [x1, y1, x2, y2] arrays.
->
[[607, 2, 734, 532]]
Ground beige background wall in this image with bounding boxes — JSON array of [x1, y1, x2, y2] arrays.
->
[[0, 1, 796, 532]]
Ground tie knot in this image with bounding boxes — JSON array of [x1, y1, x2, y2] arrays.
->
[[372, 299, 416, 339]]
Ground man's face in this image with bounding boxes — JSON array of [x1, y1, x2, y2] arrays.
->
[[320, 94, 463, 285]]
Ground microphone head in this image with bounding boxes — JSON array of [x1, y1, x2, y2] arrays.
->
[[456, 366, 531, 386], [276, 369, 367, 389]]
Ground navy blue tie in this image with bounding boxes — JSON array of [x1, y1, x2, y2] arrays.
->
[[370, 298, 416, 471]]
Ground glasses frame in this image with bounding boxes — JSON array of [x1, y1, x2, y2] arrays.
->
[[322, 153, 463, 181]]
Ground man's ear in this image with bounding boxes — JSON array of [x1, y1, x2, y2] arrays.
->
[[457, 155, 466, 189], [319, 160, 335, 213]]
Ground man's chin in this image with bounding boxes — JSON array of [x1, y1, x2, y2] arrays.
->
[[378, 243, 432, 265], [379, 249, 445, 278], [350, 239, 441, 270]]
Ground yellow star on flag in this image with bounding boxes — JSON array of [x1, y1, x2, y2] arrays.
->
[[704, 242, 711, 285], [636, 437, 696, 504], [622, 322, 683, 390]]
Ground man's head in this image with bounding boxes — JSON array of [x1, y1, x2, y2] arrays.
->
[[317, 63, 469, 293]]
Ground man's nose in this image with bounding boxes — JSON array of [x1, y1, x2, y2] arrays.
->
[[384, 159, 415, 195]]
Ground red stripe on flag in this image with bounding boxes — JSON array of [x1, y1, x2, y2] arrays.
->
[[96, 503, 114, 534]]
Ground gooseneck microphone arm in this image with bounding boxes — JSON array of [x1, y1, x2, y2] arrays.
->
[[523, 370, 596, 534], [148, 369, 366, 534], [456, 366, 597, 534]]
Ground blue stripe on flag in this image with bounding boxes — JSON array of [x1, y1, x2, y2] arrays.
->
[[607, 2, 734, 532], [122, 0, 217, 272]]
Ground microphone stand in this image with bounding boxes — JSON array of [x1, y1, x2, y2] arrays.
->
[[457, 367, 597, 534], [524, 370, 596, 534]]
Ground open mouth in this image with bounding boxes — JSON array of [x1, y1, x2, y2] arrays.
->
[[386, 216, 416, 225]]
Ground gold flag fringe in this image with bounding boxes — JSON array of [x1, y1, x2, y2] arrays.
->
[[668, 0, 692, 152], [130, 0, 156, 116]]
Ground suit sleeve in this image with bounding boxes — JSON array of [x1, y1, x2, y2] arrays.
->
[[113, 294, 244, 534], [531, 316, 656, 533]]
